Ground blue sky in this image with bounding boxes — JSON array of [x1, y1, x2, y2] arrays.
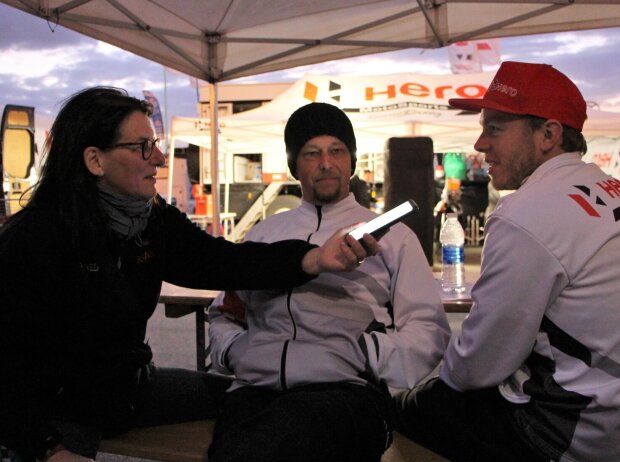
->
[[2, 2, 620, 147]]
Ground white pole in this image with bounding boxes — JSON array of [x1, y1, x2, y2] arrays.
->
[[167, 135, 175, 205], [163, 66, 169, 155], [209, 82, 221, 237]]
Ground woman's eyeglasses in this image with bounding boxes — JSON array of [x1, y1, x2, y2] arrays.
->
[[108, 138, 160, 160]]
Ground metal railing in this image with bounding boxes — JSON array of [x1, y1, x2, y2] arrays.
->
[[229, 181, 285, 242]]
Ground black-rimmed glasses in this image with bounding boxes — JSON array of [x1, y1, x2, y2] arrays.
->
[[108, 138, 160, 160]]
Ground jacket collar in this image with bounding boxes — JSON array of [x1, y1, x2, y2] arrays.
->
[[521, 151, 582, 188], [298, 193, 359, 218]]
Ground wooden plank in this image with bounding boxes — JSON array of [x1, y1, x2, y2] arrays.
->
[[159, 282, 219, 307], [383, 432, 449, 462], [99, 421, 446, 462], [99, 421, 214, 462], [164, 303, 199, 319]]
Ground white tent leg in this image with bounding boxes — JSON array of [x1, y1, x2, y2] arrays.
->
[[209, 82, 221, 237], [167, 137, 175, 205]]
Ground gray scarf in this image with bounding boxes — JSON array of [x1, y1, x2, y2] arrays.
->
[[97, 183, 153, 241]]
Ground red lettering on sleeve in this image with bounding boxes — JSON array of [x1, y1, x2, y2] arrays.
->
[[597, 179, 620, 199]]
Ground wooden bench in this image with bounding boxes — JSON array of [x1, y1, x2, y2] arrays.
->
[[99, 420, 448, 462], [99, 421, 214, 461]]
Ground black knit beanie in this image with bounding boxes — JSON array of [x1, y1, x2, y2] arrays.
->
[[284, 102, 357, 179]]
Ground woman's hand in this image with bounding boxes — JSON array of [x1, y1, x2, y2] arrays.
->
[[301, 227, 380, 275]]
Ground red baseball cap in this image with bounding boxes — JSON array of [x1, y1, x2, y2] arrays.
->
[[449, 61, 587, 131]]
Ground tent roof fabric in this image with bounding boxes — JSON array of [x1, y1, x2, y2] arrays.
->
[[3, 0, 620, 82]]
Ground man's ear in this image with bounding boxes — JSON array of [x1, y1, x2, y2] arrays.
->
[[540, 119, 563, 151], [83, 147, 104, 176]]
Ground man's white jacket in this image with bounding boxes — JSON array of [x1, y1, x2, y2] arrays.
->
[[209, 194, 450, 392], [441, 153, 620, 462]]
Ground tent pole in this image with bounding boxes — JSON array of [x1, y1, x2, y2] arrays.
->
[[163, 66, 169, 155], [167, 135, 175, 205], [209, 82, 221, 237]]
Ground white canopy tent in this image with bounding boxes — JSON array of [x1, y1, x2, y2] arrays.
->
[[4, 0, 620, 82], [4, 0, 620, 232]]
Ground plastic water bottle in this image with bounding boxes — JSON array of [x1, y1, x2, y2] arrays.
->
[[440, 213, 466, 294]]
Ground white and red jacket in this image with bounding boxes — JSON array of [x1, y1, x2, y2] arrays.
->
[[441, 152, 620, 462], [209, 194, 450, 393]]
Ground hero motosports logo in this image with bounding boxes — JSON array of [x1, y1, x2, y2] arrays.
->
[[303, 78, 485, 113], [488, 78, 518, 98], [304, 80, 342, 103], [569, 180, 620, 222]]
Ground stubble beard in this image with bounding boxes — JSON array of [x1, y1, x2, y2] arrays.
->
[[313, 183, 342, 205], [492, 139, 539, 190]]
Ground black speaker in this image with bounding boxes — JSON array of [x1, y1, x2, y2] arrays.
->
[[384, 137, 435, 266], [460, 179, 489, 220], [217, 183, 267, 219]]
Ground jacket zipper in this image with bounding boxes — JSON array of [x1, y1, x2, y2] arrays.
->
[[279, 205, 323, 390]]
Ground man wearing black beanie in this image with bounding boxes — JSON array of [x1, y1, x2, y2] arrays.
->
[[208, 102, 449, 462], [284, 102, 372, 207], [284, 102, 357, 180]]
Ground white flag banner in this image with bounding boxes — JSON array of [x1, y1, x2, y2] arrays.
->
[[143, 90, 165, 143], [449, 40, 501, 74], [448, 41, 482, 74], [476, 39, 501, 66]]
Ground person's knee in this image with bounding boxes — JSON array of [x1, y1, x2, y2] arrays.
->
[[393, 388, 420, 435], [392, 377, 452, 434], [394, 377, 437, 413]]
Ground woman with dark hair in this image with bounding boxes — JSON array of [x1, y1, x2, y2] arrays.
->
[[0, 87, 377, 461]]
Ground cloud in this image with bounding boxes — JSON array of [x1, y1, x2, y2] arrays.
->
[[0, 45, 93, 79], [530, 31, 611, 57], [0, 3, 199, 126], [0, 4, 90, 49], [232, 47, 453, 85]]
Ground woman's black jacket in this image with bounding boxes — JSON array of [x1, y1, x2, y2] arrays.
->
[[0, 200, 315, 457]]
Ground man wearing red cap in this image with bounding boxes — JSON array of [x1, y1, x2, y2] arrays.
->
[[395, 61, 620, 462]]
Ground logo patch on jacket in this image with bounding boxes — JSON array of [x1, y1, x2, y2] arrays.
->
[[569, 181, 620, 222], [137, 249, 155, 264]]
